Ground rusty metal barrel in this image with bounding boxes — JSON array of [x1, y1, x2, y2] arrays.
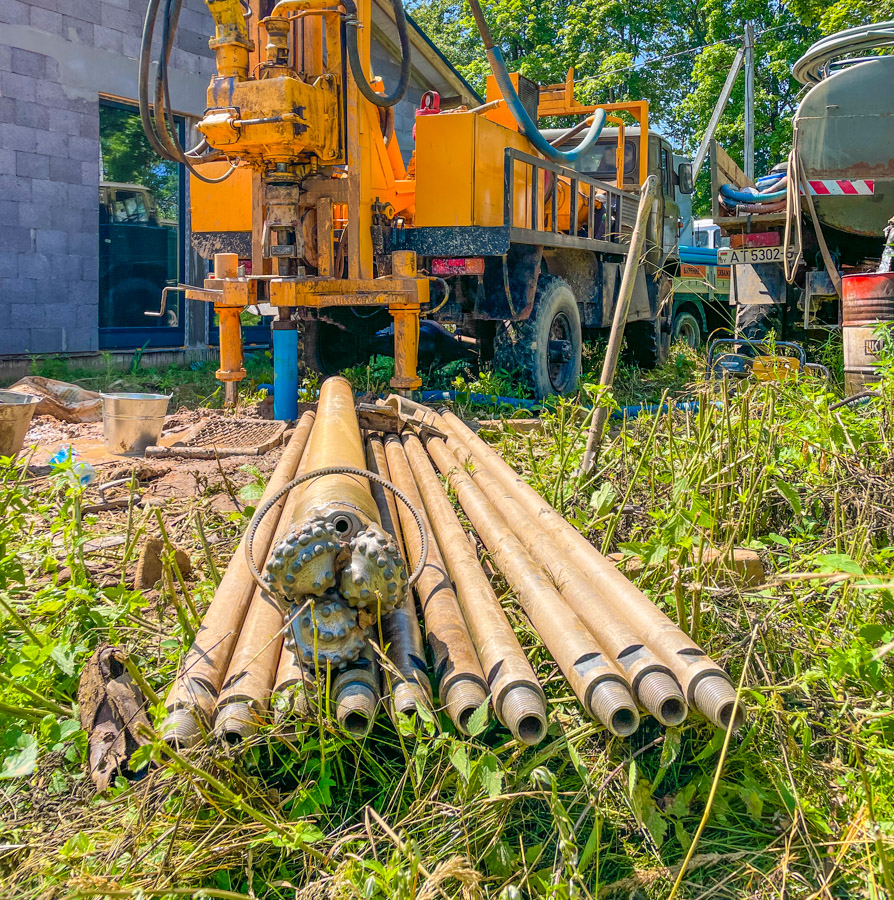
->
[[841, 273, 894, 394]]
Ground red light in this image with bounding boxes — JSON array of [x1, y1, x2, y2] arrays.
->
[[432, 257, 485, 277]]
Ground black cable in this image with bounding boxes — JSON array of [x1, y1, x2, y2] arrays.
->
[[139, 0, 170, 160], [343, 0, 411, 108], [139, 0, 234, 183]]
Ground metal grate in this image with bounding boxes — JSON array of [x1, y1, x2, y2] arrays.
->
[[148, 417, 287, 458]]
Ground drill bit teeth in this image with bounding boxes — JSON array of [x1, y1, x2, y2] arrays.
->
[[265, 518, 341, 606], [339, 523, 408, 615], [286, 593, 366, 667]]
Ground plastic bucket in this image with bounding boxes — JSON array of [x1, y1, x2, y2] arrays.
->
[[100, 392, 172, 456], [0, 390, 41, 458]]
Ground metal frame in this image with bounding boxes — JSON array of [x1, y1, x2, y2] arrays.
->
[[395, 148, 636, 259]]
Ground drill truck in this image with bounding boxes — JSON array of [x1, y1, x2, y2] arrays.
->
[[708, 23, 894, 389], [143, 0, 696, 404]]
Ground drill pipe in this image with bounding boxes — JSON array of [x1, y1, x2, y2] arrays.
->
[[383, 434, 489, 734], [331, 641, 380, 737], [425, 436, 640, 737], [443, 433, 687, 727], [162, 410, 316, 747], [438, 410, 744, 731], [272, 642, 317, 722], [291, 376, 379, 530], [402, 433, 547, 745], [366, 434, 433, 717], [267, 376, 408, 664], [214, 478, 306, 742]]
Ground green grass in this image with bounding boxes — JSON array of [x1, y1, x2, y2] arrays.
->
[[3, 351, 275, 410], [0, 349, 891, 898]]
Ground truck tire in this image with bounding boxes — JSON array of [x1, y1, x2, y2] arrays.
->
[[671, 308, 703, 349], [299, 319, 371, 376], [493, 275, 582, 398], [623, 317, 671, 369]]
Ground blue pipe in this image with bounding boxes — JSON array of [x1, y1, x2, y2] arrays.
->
[[272, 327, 299, 421], [419, 390, 538, 410], [679, 246, 720, 265]]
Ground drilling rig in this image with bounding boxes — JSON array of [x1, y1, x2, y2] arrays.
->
[[142, 0, 697, 405], [141, 0, 429, 407]]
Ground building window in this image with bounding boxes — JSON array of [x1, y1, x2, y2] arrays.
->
[[98, 99, 185, 349]]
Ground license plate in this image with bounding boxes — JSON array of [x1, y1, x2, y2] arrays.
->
[[717, 246, 798, 265]]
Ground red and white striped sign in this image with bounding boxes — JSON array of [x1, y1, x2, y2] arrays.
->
[[807, 179, 875, 196]]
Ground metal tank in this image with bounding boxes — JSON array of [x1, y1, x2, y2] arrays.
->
[[794, 56, 894, 243]]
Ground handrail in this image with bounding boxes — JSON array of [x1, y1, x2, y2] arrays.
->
[[502, 147, 635, 249]]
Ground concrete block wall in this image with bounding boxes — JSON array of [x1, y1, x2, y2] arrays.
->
[[0, 0, 214, 356]]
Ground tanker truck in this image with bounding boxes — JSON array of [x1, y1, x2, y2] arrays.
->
[[709, 22, 894, 389]]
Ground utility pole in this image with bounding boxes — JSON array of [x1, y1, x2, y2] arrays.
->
[[744, 23, 755, 181]]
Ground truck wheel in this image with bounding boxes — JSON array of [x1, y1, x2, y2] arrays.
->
[[300, 319, 370, 376], [623, 317, 671, 369], [671, 308, 703, 349], [493, 275, 582, 398]]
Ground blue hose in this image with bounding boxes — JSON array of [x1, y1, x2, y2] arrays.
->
[[719, 182, 788, 204], [485, 48, 607, 165], [419, 390, 538, 409]]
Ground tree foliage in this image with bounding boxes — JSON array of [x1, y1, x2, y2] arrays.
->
[[100, 105, 180, 220], [407, 0, 893, 208]]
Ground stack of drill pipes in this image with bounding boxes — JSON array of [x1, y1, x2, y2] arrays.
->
[[213, 464, 308, 742], [401, 433, 548, 745], [365, 434, 432, 718], [424, 435, 641, 737], [440, 430, 688, 726], [383, 434, 490, 734], [162, 411, 316, 747], [271, 425, 321, 722], [437, 409, 744, 731]]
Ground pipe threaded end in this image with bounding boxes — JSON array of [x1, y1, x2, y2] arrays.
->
[[391, 680, 431, 717], [335, 683, 377, 737], [499, 685, 547, 746], [162, 708, 204, 749], [693, 675, 745, 731], [636, 671, 688, 726], [444, 678, 488, 735], [589, 678, 640, 737], [214, 702, 259, 744]]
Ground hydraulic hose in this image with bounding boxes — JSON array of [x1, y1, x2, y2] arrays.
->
[[139, 0, 235, 183], [343, 0, 411, 108], [466, 0, 606, 165]]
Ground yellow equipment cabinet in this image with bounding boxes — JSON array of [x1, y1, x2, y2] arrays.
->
[[415, 113, 543, 231]]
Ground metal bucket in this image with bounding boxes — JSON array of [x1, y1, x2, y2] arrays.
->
[[841, 273, 894, 394], [0, 390, 41, 458], [100, 392, 172, 456]]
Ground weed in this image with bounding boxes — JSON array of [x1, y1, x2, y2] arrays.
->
[[0, 357, 892, 898]]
